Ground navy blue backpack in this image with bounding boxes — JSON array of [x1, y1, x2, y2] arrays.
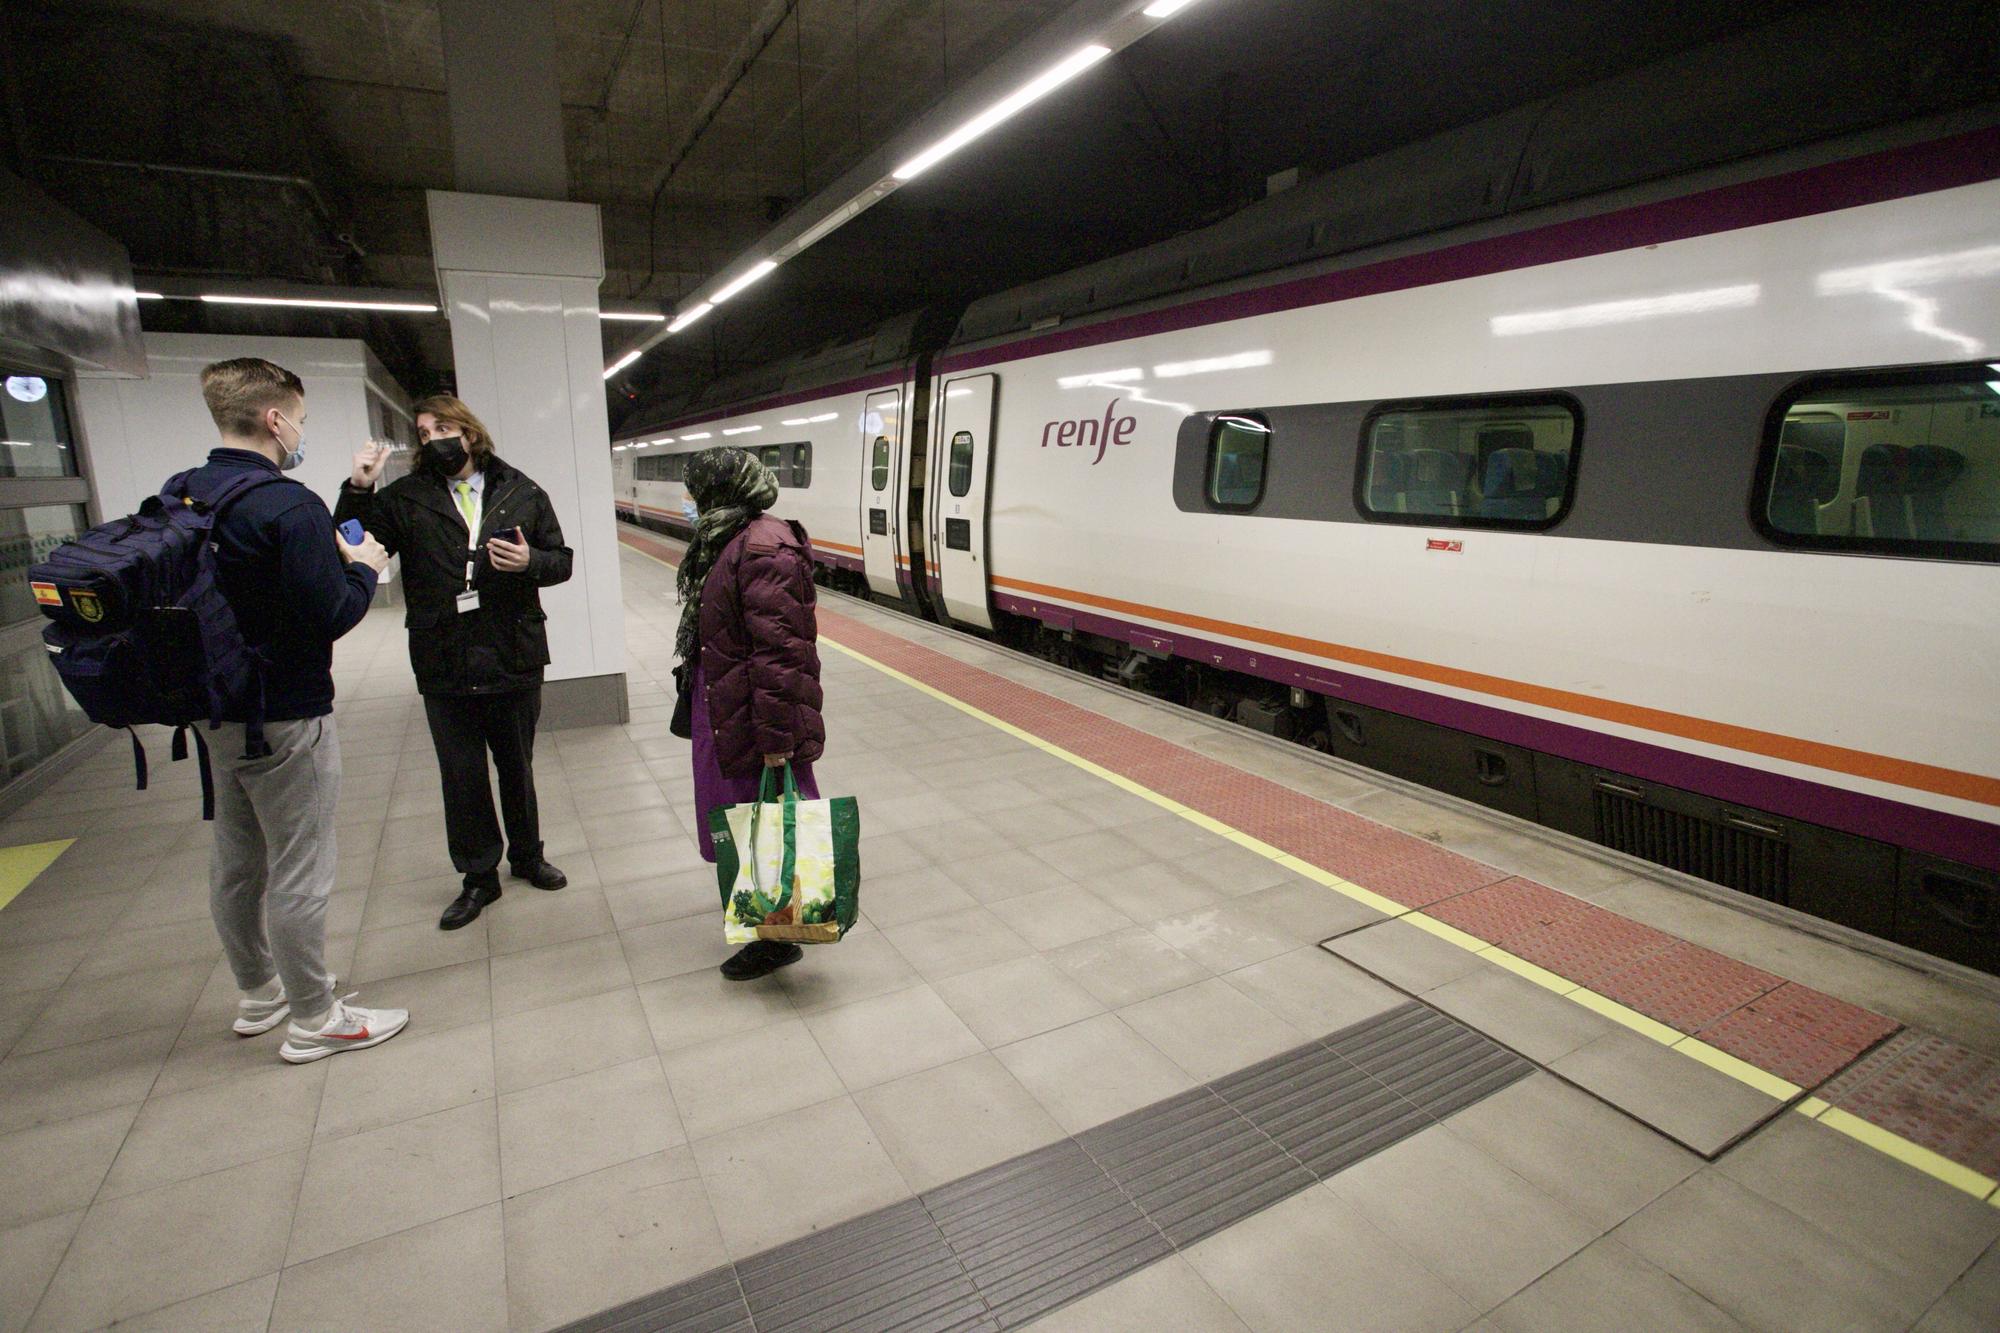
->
[[30, 468, 284, 817]]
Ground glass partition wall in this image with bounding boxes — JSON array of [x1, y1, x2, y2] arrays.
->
[[0, 366, 99, 791]]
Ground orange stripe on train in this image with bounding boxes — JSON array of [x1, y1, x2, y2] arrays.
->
[[988, 573, 2000, 810]]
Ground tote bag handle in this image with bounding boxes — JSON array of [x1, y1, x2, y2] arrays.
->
[[745, 762, 800, 913]]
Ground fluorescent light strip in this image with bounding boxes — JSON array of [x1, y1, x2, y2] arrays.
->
[[712, 261, 777, 304], [135, 291, 164, 300], [602, 350, 642, 380], [893, 45, 1112, 181], [1143, 0, 1202, 16], [721, 425, 762, 435], [668, 303, 713, 334], [601, 311, 667, 322], [681, 432, 713, 440], [199, 294, 438, 313]]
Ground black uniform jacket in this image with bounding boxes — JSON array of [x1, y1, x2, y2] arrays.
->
[[335, 454, 573, 695]]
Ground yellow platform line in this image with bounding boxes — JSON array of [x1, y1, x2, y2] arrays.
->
[[625, 530, 1995, 1203], [0, 839, 76, 913]]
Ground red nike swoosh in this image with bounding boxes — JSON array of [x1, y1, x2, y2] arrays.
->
[[326, 1027, 371, 1041]]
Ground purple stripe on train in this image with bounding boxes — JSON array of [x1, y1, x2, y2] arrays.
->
[[990, 590, 2000, 874]]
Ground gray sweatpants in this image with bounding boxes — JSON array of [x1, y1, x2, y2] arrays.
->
[[208, 715, 341, 1020]]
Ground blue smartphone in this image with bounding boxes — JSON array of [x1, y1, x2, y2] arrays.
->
[[338, 518, 364, 545]]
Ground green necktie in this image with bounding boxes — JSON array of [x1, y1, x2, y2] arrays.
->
[[454, 481, 476, 529]]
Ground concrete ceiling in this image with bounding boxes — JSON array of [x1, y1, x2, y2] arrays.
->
[[7, 0, 1988, 420], [2, 0, 1072, 387]]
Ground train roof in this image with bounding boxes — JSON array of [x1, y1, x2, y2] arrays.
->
[[948, 5, 2000, 354]]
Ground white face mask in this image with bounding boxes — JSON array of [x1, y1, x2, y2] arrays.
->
[[273, 410, 306, 472], [681, 498, 698, 522]]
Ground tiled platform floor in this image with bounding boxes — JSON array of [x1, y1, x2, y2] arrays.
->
[[0, 532, 1995, 1330]]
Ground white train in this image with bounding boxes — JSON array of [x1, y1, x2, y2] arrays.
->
[[614, 117, 2000, 972]]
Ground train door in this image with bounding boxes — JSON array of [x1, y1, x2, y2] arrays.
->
[[928, 373, 997, 629], [858, 388, 903, 598]]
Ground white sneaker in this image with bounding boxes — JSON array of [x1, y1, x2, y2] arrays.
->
[[233, 975, 338, 1037], [278, 995, 409, 1064]]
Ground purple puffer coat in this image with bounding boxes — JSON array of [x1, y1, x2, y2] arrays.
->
[[697, 515, 826, 778]]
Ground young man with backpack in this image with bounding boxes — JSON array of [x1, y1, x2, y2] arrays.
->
[[183, 357, 409, 1063]]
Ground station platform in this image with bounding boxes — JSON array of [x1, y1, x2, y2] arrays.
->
[[0, 524, 1997, 1332]]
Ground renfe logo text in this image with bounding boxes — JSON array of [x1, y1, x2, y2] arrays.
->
[[1041, 399, 1137, 464]]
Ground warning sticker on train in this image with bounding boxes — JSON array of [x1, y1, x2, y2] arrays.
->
[[1426, 539, 1464, 553]]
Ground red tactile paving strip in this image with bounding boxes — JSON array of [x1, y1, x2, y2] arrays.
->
[[1590, 941, 1787, 1033], [1741, 981, 1902, 1055], [1697, 1008, 1857, 1090], [1426, 877, 1592, 941], [1817, 1032, 2000, 1179], [619, 528, 1999, 1172], [1504, 907, 1679, 987]]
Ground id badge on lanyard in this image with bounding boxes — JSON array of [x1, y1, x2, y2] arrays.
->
[[456, 556, 479, 614]]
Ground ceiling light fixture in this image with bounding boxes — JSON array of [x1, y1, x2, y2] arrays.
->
[[601, 311, 667, 322], [893, 44, 1112, 181], [602, 350, 643, 380], [199, 294, 438, 313], [681, 431, 713, 440], [134, 291, 164, 300], [711, 261, 777, 304], [667, 303, 713, 334], [1143, 0, 1202, 16], [722, 425, 763, 435]]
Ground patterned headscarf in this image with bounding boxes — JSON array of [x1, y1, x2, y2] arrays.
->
[[675, 447, 779, 662]]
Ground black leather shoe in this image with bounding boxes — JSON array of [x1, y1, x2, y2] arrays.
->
[[509, 860, 567, 891], [439, 880, 501, 931], [720, 941, 803, 981]]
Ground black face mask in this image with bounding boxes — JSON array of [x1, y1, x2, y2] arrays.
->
[[421, 434, 469, 476]]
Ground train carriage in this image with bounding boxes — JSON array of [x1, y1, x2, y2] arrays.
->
[[617, 116, 2000, 971]]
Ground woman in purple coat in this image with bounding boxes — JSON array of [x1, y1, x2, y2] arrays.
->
[[676, 448, 827, 980]]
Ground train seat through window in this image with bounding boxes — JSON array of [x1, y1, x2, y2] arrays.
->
[[1478, 447, 1565, 520], [1768, 444, 1838, 535], [1403, 448, 1471, 516]]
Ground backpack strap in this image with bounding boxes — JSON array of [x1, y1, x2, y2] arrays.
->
[[178, 467, 289, 756], [127, 727, 148, 793], [170, 724, 218, 821]]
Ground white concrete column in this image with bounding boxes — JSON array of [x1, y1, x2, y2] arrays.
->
[[427, 191, 627, 726]]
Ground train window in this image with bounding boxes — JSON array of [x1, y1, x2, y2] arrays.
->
[[1207, 415, 1270, 509], [948, 431, 975, 497], [870, 436, 890, 491], [1757, 364, 2000, 561], [1358, 396, 1579, 529], [667, 453, 686, 484], [791, 442, 812, 488]]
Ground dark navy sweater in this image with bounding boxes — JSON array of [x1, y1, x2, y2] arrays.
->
[[183, 448, 377, 720]]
